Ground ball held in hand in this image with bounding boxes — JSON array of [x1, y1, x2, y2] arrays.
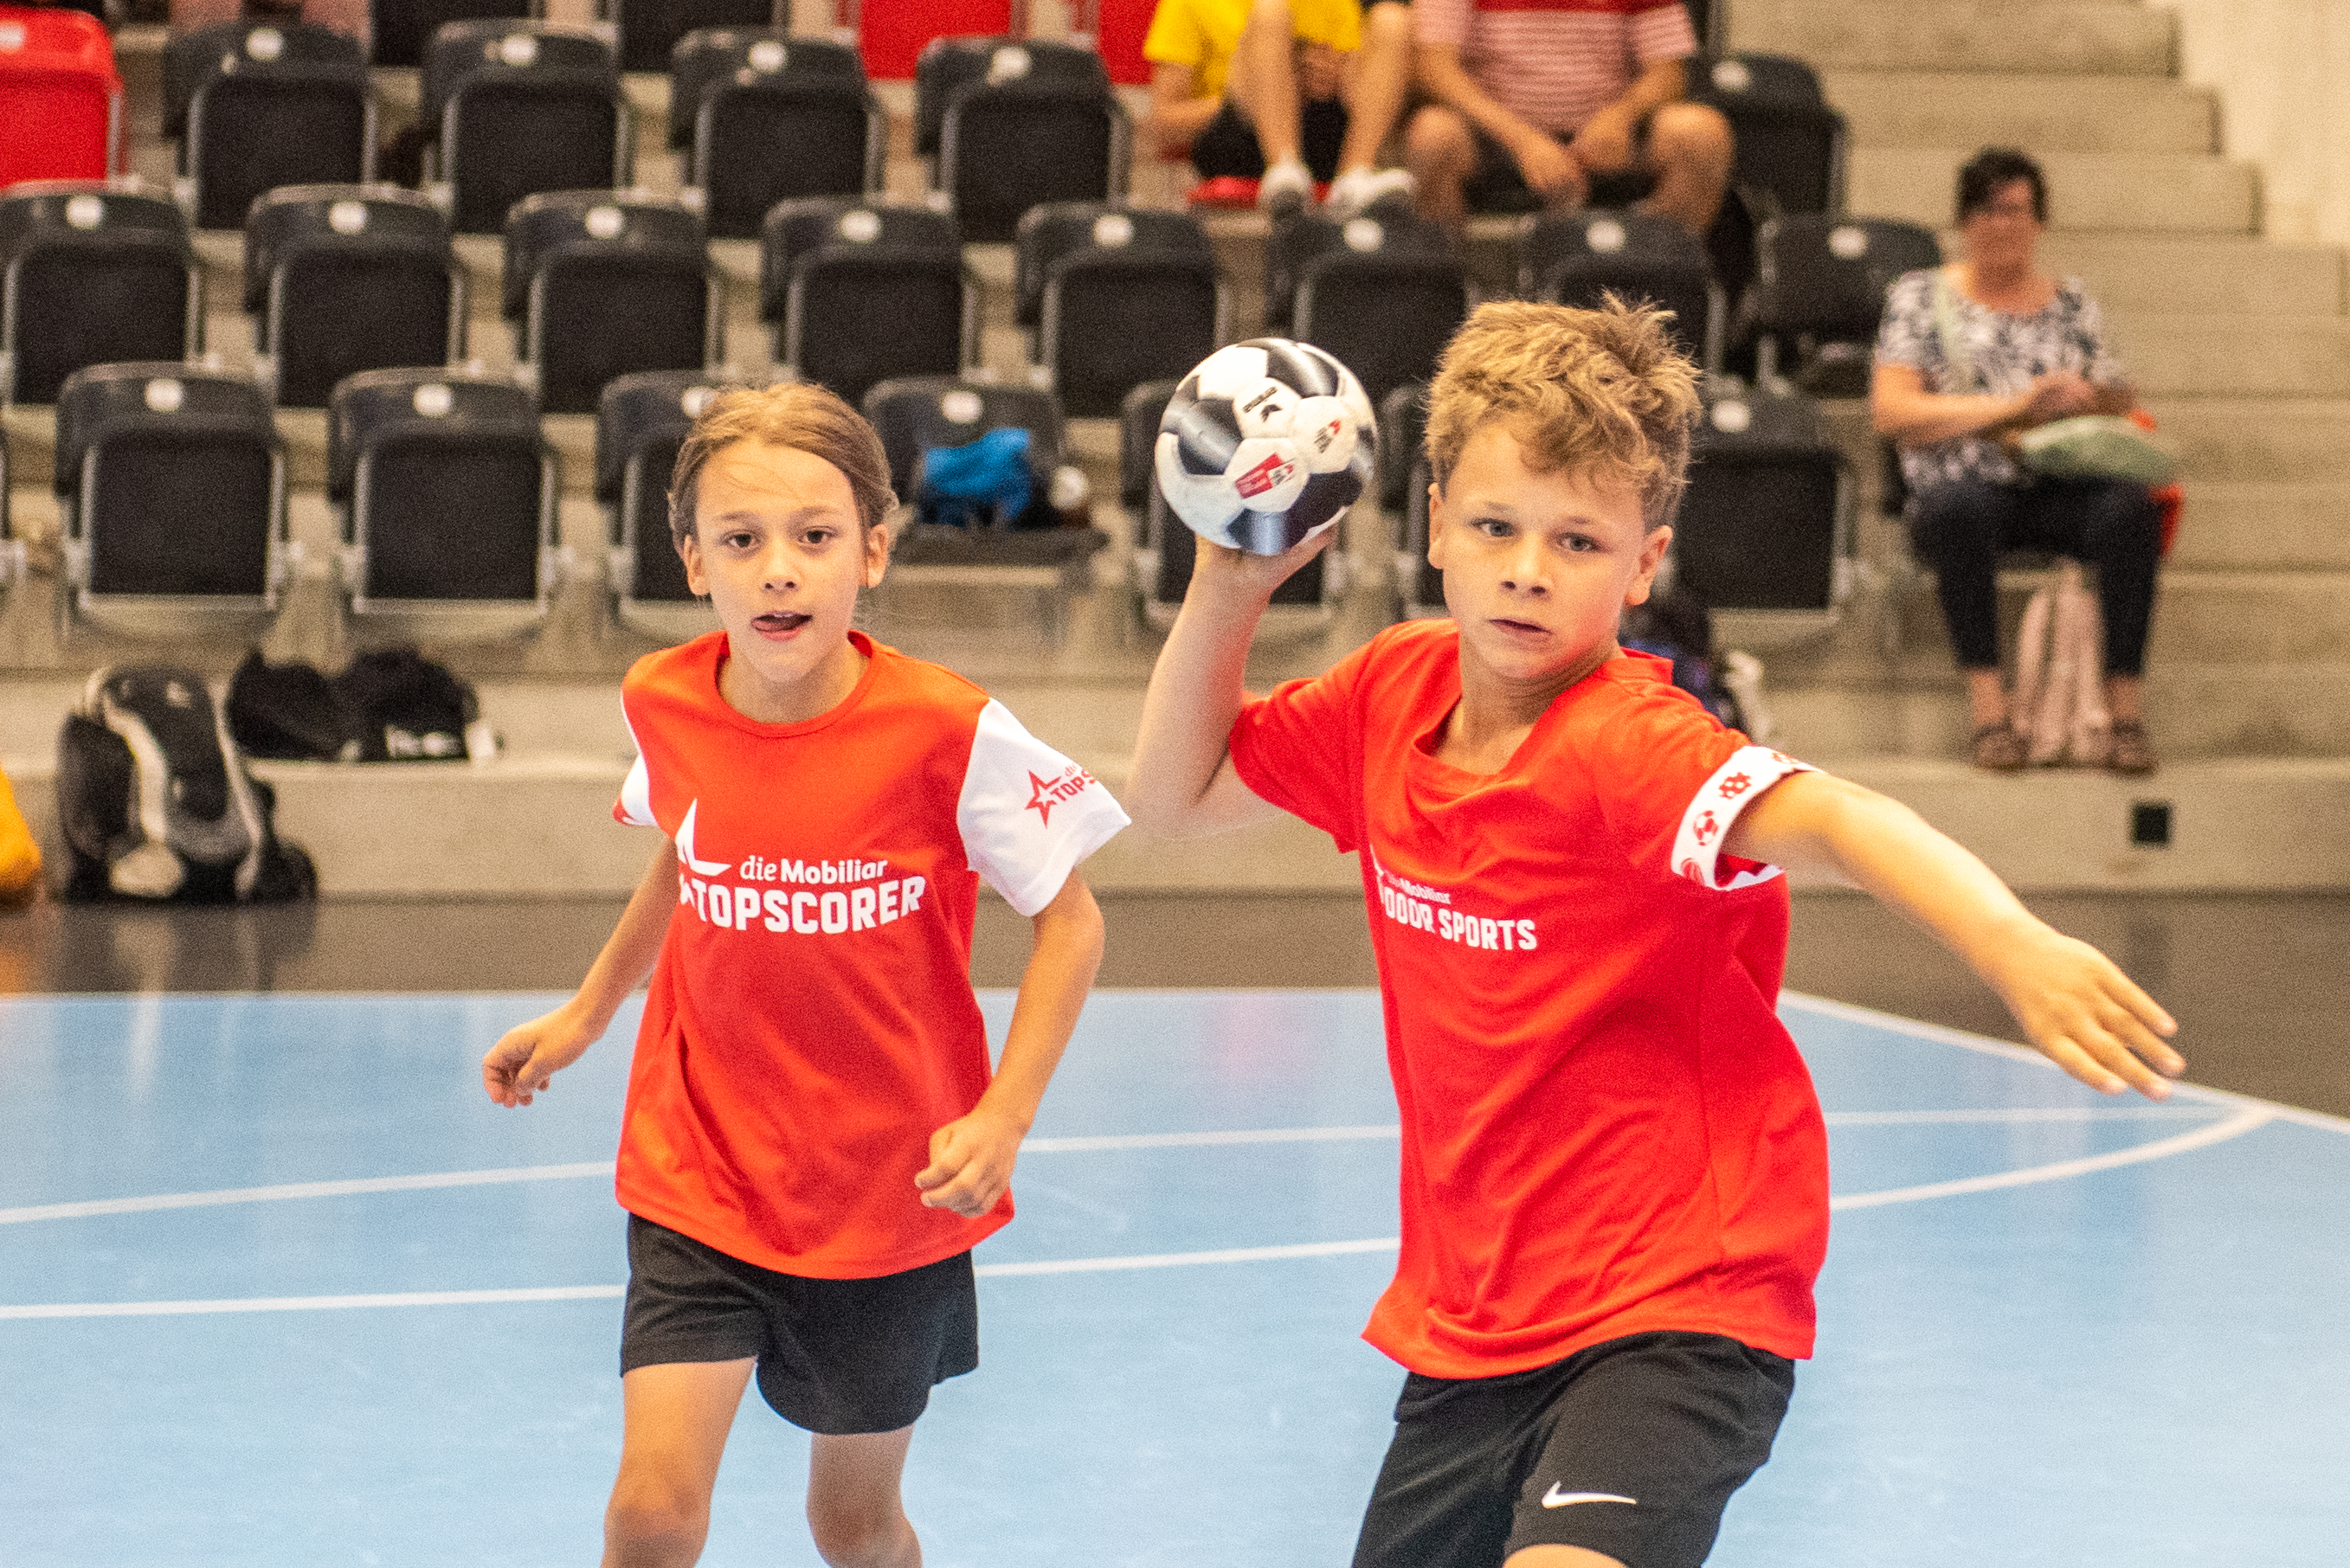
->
[[1155, 339, 1377, 556]]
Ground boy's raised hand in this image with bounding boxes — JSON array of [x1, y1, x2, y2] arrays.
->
[[482, 1003, 602, 1107], [1190, 524, 1337, 605], [915, 1107, 1028, 1218], [1979, 921, 2184, 1099]]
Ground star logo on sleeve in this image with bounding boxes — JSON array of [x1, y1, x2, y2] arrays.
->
[[1025, 764, 1098, 827]]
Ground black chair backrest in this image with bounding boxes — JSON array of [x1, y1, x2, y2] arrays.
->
[[940, 81, 1122, 243], [422, 21, 615, 127], [915, 35, 1107, 157], [1675, 384, 1841, 611], [1686, 51, 1845, 217], [1400, 453, 1442, 609], [1265, 207, 1452, 331], [613, 0, 769, 75], [183, 64, 373, 231], [597, 369, 723, 602], [1043, 250, 1220, 418], [694, 77, 876, 239], [1014, 202, 1212, 327], [329, 369, 538, 504], [1118, 378, 1178, 512], [596, 369, 724, 504], [1518, 206, 1707, 293], [58, 364, 279, 599], [1, 185, 195, 405], [863, 377, 1065, 499], [669, 29, 863, 148], [1377, 381, 1428, 515], [56, 363, 273, 503], [371, 0, 528, 69], [1295, 250, 1469, 410], [163, 20, 365, 138], [1753, 215, 1941, 344], [504, 192, 706, 320], [244, 185, 451, 314], [758, 199, 958, 321]]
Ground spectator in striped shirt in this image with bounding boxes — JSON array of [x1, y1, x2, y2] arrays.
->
[[1144, 0, 1420, 215], [1404, 0, 1732, 237]]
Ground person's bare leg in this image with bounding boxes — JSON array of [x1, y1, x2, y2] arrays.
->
[[1967, 667, 2010, 730], [602, 1360, 755, 1568], [1226, 0, 1306, 167], [1507, 1546, 1627, 1568], [1405, 103, 1478, 233], [1639, 100, 1733, 235], [805, 1427, 921, 1568], [1335, 1, 1413, 174], [2103, 673, 2144, 724]]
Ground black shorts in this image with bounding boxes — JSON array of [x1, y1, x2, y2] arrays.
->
[[619, 1215, 979, 1436], [1350, 1331, 1794, 1568], [1191, 96, 1351, 184], [1465, 120, 1660, 215]]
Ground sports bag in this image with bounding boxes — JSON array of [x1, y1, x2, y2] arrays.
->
[[56, 665, 316, 903], [2011, 559, 2110, 767], [0, 761, 40, 904]]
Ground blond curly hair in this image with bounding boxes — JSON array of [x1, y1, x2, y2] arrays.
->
[[668, 382, 897, 549], [1425, 299, 1703, 531]]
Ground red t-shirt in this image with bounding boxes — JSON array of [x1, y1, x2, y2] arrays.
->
[[612, 631, 1128, 1279], [1228, 620, 1829, 1377]]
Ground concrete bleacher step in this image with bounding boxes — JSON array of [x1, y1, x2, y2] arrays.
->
[[1823, 71, 2216, 156], [2145, 398, 2350, 482], [1731, 0, 2176, 77], [2109, 316, 2350, 399], [2167, 484, 2350, 570], [1852, 148, 2256, 234], [2035, 233, 2345, 315]]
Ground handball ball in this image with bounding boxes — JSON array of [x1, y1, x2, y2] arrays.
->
[[1155, 338, 1377, 556]]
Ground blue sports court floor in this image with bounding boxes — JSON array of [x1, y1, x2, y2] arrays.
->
[[3, 987, 2346, 1566]]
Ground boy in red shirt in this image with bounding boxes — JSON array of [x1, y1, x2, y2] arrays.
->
[[482, 385, 1125, 1568], [1129, 300, 2184, 1568]]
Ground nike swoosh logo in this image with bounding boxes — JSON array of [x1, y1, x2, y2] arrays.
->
[[1542, 1487, 1638, 1509]]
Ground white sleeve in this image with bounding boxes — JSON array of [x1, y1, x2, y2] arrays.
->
[[957, 699, 1130, 916], [1671, 744, 1817, 891], [615, 711, 656, 827]]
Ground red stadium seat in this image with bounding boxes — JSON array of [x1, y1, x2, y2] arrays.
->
[[0, 6, 124, 185], [847, 0, 1010, 81], [1091, 0, 1154, 87]]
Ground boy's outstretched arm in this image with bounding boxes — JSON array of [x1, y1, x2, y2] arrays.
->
[[1128, 531, 1333, 839], [481, 840, 679, 1107], [917, 869, 1106, 1218], [1725, 773, 2185, 1099]]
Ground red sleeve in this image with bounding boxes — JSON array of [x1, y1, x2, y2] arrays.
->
[[1225, 633, 1384, 854], [1587, 680, 1813, 889]]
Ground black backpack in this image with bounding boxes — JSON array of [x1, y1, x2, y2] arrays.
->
[[227, 646, 486, 762], [57, 665, 316, 903]]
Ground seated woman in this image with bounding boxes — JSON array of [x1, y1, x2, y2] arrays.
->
[[1872, 146, 2164, 774]]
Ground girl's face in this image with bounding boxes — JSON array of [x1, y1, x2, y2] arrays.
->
[[679, 439, 889, 724]]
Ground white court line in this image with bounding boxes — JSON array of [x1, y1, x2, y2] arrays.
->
[[0, 1286, 626, 1321], [0, 1109, 2242, 1228], [1830, 1105, 2274, 1211], [1781, 991, 2350, 1137], [0, 1162, 618, 1226]]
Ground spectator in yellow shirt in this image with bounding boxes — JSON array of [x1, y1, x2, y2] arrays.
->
[[1144, 0, 1417, 215]]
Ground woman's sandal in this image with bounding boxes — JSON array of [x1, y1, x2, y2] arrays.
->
[[2108, 719, 2158, 776], [1970, 721, 2027, 772]]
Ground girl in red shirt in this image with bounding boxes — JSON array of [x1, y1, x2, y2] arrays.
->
[[483, 384, 1123, 1568]]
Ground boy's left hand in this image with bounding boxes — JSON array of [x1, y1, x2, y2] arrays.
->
[[916, 1108, 1028, 1217], [1983, 922, 2185, 1099]]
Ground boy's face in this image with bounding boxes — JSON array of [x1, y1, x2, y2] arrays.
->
[[680, 439, 888, 716], [1427, 420, 1671, 691]]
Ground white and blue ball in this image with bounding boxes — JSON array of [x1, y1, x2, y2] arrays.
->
[[1156, 339, 1376, 555]]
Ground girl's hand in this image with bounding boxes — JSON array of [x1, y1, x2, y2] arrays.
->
[[1981, 922, 2184, 1098], [914, 1108, 1029, 1218], [481, 1005, 602, 1107]]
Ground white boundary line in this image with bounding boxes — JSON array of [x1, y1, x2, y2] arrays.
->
[[1781, 991, 2350, 1137], [0, 1286, 626, 1321], [975, 1237, 1401, 1276], [1020, 1126, 1399, 1153], [0, 1162, 618, 1226], [1828, 1105, 2274, 1211]]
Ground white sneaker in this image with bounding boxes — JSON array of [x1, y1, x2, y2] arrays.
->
[[1257, 157, 1315, 216], [1325, 165, 1417, 217]]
